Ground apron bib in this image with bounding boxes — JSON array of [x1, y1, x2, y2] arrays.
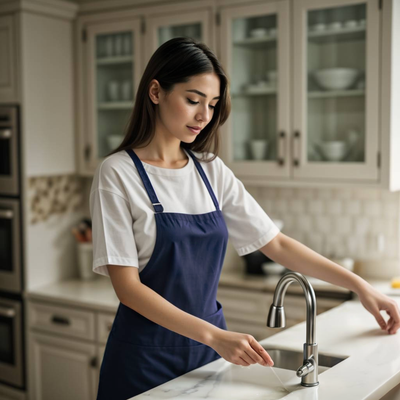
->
[[96, 148, 229, 400]]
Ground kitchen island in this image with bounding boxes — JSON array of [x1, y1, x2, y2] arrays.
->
[[131, 292, 400, 400]]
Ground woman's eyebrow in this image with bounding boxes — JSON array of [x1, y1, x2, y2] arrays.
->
[[185, 89, 220, 100]]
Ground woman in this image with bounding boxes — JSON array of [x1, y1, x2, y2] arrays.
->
[[90, 37, 399, 399]]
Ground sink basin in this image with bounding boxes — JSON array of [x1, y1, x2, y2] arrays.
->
[[263, 346, 348, 374]]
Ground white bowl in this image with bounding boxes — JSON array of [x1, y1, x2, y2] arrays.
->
[[261, 262, 286, 275], [313, 68, 359, 90], [318, 141, 347, 161], [250, 28, 268, 38], [107, 134, 123, 150], [266, 70, 277, 82]]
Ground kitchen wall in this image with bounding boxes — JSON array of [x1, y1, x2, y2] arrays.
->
[[81, 177, 400, 280]]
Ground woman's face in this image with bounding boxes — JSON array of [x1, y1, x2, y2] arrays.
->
[[150, 72, 221, 143]]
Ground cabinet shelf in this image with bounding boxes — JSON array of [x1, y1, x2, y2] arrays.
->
[[98, 101, 134, 110], [233, 35, 277, 50], [308, 89, 365, 98], [232, 88, 277, 97], [308, 26, 366, 44], [96, 55, 134, 66]]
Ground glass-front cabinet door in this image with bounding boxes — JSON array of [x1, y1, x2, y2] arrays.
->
[[145, 10, 214, 68], [293, 0, 379, 181], [219, 1, 291, 180], [86, 19, 142, 169]]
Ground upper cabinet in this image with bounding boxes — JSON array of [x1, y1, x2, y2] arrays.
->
[[76, 0, 400, 190], [84, 19, 142, 171], [0, 15, 18, 103]]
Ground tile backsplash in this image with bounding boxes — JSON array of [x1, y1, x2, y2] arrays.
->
[[246, 187, 400, 264]]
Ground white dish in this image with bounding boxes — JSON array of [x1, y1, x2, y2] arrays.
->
[[261, 262, 286, 275], [316, 140, 347, 161], [249, 28, 268, 38], [313, 68, 359, 90], [107, 134, 123, 150]]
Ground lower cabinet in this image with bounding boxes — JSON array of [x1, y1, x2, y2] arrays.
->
[[28, 332, 98, 400], [27, 300, 116, 400]]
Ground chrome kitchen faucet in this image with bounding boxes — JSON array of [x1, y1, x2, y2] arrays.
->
[[267, 272, 319, 387]]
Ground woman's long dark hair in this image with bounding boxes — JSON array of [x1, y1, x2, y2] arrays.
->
[[106, 37, 231, 163]]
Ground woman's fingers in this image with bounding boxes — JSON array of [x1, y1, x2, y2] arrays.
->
[[248, 337, 274, 366]]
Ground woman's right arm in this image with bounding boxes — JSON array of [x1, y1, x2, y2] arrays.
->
[[107, 265, 273, 367]]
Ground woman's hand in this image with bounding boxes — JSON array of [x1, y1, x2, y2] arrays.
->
[[357, 283, 400, 334], [208, 330, 274, 367]]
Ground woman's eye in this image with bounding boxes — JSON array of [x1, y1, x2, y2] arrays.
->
[[187, 99, 215, 109]]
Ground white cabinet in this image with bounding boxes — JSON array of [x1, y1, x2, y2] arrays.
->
[[219, 0, 396, 188], [28, 332, 97, 400], [0, 15, 18, 103], [77, 0, 215, 176], [77, 0, 400, 190], [27, 300, 116, 400], [217, 286, 345, 341]]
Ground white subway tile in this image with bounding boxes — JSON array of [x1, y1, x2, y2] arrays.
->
[[296, 188, 317, 200], [313, 215, 332, 234], [289, 231, 305, 243], [382, 200, 398, 218], [332, 188, 353, 200], [327, 199, 343, 215], [346, 236, 359, 256], [333, 216, 352, 235], [279, 215, 294, 232], [344, 199, 361, 216], [274, 199, 288, 213], [261, 187, 278, 200], [305, 233, 324, 253], [307, 199, 324, 215], [355, 217, 370, 235], [277, 188, 296, 199], [295, 215, 313, 232], [380, 189, 400, 202], [362, 200, 381, 217], [353, 188, 380, 200], [288, 199, 305, 214], [316, 188, 333, 200]]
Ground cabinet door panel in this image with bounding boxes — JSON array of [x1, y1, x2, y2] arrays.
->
[[85, 18, 142, 170], [293, 0, 379, 181], [219, 1, 291, 180], [29, 332, 97, 400]]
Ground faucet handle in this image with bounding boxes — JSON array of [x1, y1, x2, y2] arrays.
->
[[296, 360, 315, 377]]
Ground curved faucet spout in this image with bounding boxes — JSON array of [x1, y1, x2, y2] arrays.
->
[[267, 271, 319, 387], [268, 272, 317, 345]]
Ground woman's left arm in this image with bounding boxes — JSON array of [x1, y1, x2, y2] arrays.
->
[[261, 232, 400, 335]]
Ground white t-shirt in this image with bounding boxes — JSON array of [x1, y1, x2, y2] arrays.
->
[[89, 148, 280, 277]]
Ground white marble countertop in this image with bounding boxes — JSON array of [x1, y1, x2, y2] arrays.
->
[[25, 271, 400, 399], [24, 269, 354, 311], [131, 296, 400, 400]]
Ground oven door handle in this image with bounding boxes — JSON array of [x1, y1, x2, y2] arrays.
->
[[0, 129, 12, 139], [0, 306, 16, 318], [0, 209, 14, 219]]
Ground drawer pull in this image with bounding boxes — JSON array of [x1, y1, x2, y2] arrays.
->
[[51, 315, 71, 325], [106, 322, 113, 331], [90, 356, 98, 368]]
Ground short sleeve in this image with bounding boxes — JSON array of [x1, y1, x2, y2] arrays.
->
[[218, 158, 280, 256], [89, 188, 139, 277]]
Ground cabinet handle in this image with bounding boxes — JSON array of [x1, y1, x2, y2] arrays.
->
[[293, 131, 300, 167], [51, 315, 71, 325], [90, 356, 98, 368], [277, 131, 285, 166], [0, 209, 14, 219], [0, 129, 12, 139], [106, 322, 112, 331]]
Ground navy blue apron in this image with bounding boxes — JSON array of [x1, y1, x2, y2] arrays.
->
[[96, 148, 229, 400]]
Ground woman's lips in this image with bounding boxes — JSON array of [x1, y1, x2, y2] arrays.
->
[[187, 126, 201, 134]]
